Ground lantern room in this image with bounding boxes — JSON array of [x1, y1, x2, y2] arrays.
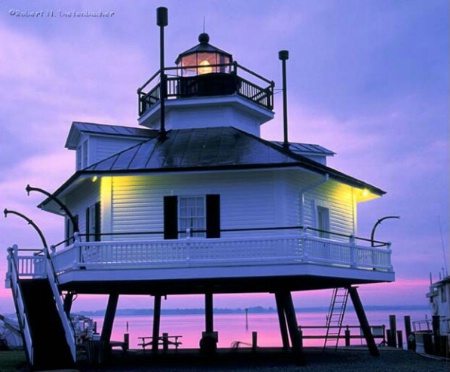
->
[[176, 33, 232, 76], [137, 30, 275, 135], [175, 33, 236, 98]]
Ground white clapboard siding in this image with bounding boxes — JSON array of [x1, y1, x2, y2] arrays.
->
[[66, 167, 357, 242], [84, 136, 147, 169], [65, 179, 100, 234], [110, 170, 285, 240], [282, 170, 356, 240], [305, 181, 356, 240]]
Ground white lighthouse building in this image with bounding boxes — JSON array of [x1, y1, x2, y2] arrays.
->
[[5, 10, 394, 370]]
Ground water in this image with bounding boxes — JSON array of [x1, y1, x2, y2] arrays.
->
[[92, 308, 428, 350]]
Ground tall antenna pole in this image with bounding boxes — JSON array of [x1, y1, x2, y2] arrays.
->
[[438, 215, 448, 276], [157, 7, 168, 138], [279, 50, 289, 148]]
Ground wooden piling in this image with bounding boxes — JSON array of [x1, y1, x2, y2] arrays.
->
[[152, 295, 162, 352], [252, 331, 258, 351], [397, 330, 403, 349], [388, 315, 397, 347], [345, 327, 351, 347], [123, 333, 129, 351], [274, 292, 290, 349], [348, 287, 379, 356], [404, 316, 413, 350], [101, 293, 119, 344]]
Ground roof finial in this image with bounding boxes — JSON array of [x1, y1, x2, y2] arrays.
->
[[203, 16, 206, 33]]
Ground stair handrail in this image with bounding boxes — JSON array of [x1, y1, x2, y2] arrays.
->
[[43, 244, 77, 362], [7, 245, 34, 365], [4, 208, 76, 363]]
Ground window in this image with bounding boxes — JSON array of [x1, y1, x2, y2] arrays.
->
[[317, 206, 330, 238], [164, 195, 220, 239], [86, 202, 101, 242], [179, 196, 206, 238]]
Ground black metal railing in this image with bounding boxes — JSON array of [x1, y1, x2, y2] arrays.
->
[[138, 62, 275, 116], [52, 225, 390, 252]]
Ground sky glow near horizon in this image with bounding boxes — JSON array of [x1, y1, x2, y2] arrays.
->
[[0, 0, 448, 314]]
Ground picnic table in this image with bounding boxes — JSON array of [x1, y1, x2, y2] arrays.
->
[[138, 333, 183, 351]]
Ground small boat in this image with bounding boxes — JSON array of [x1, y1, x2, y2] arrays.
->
[[71, 314, 99, 345], [427, 274, 450, 335], [0, 313, 98, 351], [413, 273, 449, 357]]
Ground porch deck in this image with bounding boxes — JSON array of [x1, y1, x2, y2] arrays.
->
[[7, 228, 394, 294]]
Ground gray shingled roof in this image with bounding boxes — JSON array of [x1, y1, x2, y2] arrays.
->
[[85, 127, 299, 171], [80, 126, 384, 195]]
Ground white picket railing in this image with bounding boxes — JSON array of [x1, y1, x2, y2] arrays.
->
[[47, 233, 392, 274], [8, 233, 393, 280]]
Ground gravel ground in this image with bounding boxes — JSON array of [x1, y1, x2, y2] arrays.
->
[[75, 347, 449, 372]]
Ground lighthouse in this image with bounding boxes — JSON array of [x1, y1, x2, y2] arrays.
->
[[5, 8, 394, 369]]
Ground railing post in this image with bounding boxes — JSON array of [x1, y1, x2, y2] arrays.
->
[[73, 232, 82, 268], [349, 235, 357, 268], [186, 228, 191, 265], [300, 227, 309, 262], [387, 243, 393, 271], [5, 247, 13, 288], [345, 326, 351, 347]]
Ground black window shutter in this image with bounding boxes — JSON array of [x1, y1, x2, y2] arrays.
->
[[66, 215, 79, 246], [73, 215, 79, 244], [94, 202, 101, 241], [65, 218, 70, 246], [164, 196, 178, 239], [206, 194, 220, 238], [85, 208, 90, 242]]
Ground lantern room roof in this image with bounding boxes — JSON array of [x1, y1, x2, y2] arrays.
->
[[175, 33, 233, 64]]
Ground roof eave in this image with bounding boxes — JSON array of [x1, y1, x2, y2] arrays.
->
[[41, 160, 384, 214]]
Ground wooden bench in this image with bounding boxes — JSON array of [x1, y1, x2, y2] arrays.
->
[[138, 333, 182, 351], [109, 340, 128, 352]]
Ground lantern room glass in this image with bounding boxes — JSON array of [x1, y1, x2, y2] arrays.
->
[[178, 52, 231, 76]]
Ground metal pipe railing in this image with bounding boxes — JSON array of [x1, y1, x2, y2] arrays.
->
[[137, 62, 275, 115], [55, 225, 389, 249]]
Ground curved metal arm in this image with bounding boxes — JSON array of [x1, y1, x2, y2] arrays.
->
[[4, 208, 48, 250], [26, 184, 79, 233], [371, 215, 400, 247]]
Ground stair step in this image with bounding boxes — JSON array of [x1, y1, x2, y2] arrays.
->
[[20, 279, 75, 370]]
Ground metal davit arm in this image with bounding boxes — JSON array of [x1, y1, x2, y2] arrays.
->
[[4, 208, 48, 250], [26, 184, 79, 233]]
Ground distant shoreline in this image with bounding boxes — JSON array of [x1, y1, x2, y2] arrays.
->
[[70, 304, 430, 318]]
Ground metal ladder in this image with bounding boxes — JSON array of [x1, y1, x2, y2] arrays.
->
[[323, 287, 349, 350]]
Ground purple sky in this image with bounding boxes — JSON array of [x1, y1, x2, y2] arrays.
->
[[0, 0, 448, 314]]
